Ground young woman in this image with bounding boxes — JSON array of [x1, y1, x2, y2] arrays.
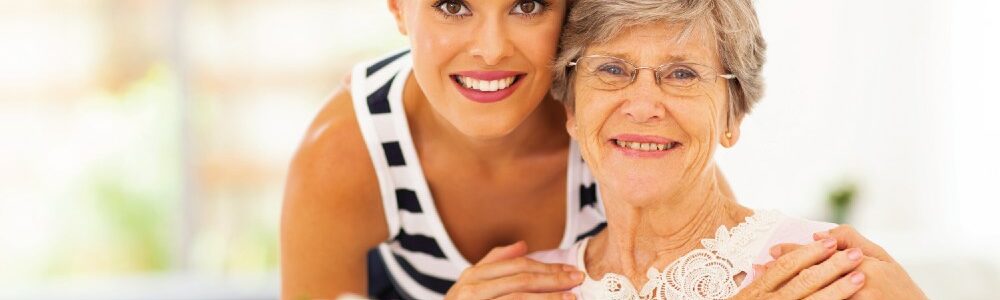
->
[[280, 0, 916, 299], [282, 1, 605, 299]]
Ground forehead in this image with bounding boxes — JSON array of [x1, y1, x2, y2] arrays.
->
[[585, 21, 720, 66]]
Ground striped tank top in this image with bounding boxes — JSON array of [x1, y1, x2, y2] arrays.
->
[[350, 49, 607, 299]]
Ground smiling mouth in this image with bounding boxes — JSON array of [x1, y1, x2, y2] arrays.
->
[[612, 139, 682, 152], [451, 75, 524, 92]]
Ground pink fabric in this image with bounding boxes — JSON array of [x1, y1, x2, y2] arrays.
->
[[527, 213, 838, 294]]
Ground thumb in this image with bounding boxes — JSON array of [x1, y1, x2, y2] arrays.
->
[[476, 241, 528, 265]]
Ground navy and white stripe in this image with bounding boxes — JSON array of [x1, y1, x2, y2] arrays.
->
[[351, 49, 607, 300]]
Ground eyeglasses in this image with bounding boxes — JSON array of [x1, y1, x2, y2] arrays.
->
[[568, 55, 735, 93]]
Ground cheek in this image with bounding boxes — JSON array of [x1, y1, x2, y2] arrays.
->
[[511, 23, 562, 70], [407, 13, 466, 67], [407, 21, 467, 97], [666, 93, 728, 171], [671, 91, 728, 142], [411, 28, 462, 66], [672, 104, 718, 142], [574, 93, 617, 153]]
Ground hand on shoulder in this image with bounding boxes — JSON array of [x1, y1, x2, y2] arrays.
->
[[766, 225, 927, 300]]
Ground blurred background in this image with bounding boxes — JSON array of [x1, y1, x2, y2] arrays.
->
[[0, 0, 997, 299]]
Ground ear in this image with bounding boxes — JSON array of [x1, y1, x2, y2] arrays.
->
[[564, 104, 578, 140], [387, 0, 408, 35], [720, 114, 743, 148]]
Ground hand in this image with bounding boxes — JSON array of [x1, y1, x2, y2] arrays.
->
[[770, 225, 927, 299], [732, 238, 867, 300], [445, 241, 583, 300]]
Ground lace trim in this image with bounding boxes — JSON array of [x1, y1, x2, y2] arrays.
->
[[586, 210, 781, 300]]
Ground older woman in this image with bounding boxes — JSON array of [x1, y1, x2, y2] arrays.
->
[[529, 0, 926, 299]]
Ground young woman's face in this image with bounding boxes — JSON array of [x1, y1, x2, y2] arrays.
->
[[390, 0, 566, 138]]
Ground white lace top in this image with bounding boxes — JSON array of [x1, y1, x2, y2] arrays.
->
[[528, 210, 837, 300]]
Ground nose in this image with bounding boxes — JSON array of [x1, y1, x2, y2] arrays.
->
[[620, 69, 667, 124], [468, 18, 513, 66]]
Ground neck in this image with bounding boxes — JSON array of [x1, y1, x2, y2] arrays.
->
[[405, 73, 568, 167], [585, 166, 751, 285]]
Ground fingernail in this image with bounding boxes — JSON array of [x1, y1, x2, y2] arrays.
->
[[769, 246, 782, 257], [570, 271, 584, 281], [850, 272, 865, 284], [562, 292, 576, 300], [563, 265, 576, 272], [823, 238, 837, 248], [848, 248, 862, 261]]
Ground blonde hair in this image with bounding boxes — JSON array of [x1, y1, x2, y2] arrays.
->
[[551, 0, 766, 119]]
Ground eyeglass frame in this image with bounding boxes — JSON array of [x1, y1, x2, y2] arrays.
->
[[566, 54, 741, 137], [567, 55, 736, 90]]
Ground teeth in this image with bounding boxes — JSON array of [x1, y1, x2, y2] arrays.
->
[[615, 140, 676, 152], [457, 75, 517, 92]]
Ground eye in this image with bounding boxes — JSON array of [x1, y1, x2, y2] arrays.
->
[[511, 0, 545, 15], [664, 66, 699, 81], [435, 0, 471, 17], [596, 62, 629, 76]]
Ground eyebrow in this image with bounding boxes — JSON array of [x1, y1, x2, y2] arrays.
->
[[586, 51, 697, 65]]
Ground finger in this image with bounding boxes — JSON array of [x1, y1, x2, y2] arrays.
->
[[775, 248, 865, 299], [496, 292, 576, 300], [472, 270, 585, 297], [769, 243, 805, 259], [472, 257, 576, 281], [824, 225, 892, 261], [477, 241, 529, 266], [803, 271, 866, 300], [755, 238, 838, 291]]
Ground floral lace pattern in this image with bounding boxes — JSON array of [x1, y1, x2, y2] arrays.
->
[[588, 210, 780, 300]]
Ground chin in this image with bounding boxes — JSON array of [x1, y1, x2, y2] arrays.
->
[[598, 173, 675, 204], [451, 116, 522, 140]]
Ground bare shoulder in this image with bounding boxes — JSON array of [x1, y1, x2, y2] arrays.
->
[[281, 86, 387, 298]]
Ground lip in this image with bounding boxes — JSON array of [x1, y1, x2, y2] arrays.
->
[[450, 71, 526, 104], [609, 134, 682, 158], [454, 71, 523, 80]]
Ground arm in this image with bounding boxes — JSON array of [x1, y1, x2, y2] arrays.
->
[[281, 88, 388, 299]]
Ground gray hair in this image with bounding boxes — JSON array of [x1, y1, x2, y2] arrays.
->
[[551, 0, 766, 119]]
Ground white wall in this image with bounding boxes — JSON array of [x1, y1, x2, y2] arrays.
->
[[717, 1, 1000, 297]]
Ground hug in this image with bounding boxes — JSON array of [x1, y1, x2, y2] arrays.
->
[[282, 0, 926, 299]]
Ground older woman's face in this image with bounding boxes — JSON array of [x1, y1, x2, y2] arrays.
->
[[568, 21, 739, 204]]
